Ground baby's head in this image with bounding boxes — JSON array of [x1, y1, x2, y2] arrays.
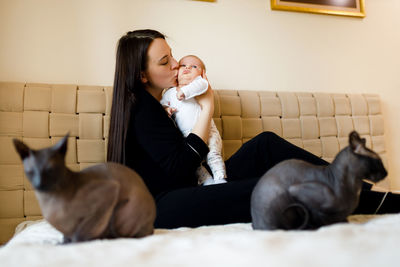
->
[[178, 55, 206, 86]]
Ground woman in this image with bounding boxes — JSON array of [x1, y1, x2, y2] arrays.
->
[[108, 29, 398, 229]]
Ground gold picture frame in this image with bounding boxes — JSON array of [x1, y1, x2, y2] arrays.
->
[[271, 0, 365, 18]]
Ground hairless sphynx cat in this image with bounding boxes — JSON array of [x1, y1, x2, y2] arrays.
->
[[251, 131, 387, 230], [14, 134, 156, 243]]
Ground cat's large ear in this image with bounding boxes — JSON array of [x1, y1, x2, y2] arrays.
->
[[349, 131, 364, 150], [349, 131, 377, 158], [53, 133, 69, 156], [13, 139, 31, 160]]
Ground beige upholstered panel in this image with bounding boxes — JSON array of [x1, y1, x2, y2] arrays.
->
[[298, 93, 319, 157], [221, 116, 242, 140], [321, 136, 340, 159], [22, 137, 52, 150], [365, 94, 381, 115], [353, 116, 370, 135], [239, 91, 260, 118], [333, 94, 351, 116], [262, 117, 282, 136], [49, 113, 79, 137], [0, 112, 23, 136], [23, 175, 33, 191], [362, 135, 372, 149], [219, 95, 241, 116], [213, 118, 222, 137], [0, 82, 25, 112], [260, 95, 281, 116], [213, 92, 222, 118], [303, 139, 322, 157], [23, 111, 49, 138], [336, 116, 354, 137], [104, 87, 113, 115], [370, 115, 384, 136], [211, 90, 386, 170], [318, 117, 337, 137], [298, 95, 317, 116], [282, 118, 301, 139], [242, 118, 263, 139], [222, 140, 242, 161], [79, 113, 103, 139], [25, 216, 43, 221], [0, 218, 25, 244], [24, 190, 41, 216], [52, 137, 77, 164], [0, 165, 24, 190], [24, 86, 52, 112], [103, 115, 110, 139], [314, 93, 335, 117], [0, 82, 110, 244], [77, 88, 106, 113], [0, 81, 388, 244], [287, 138, 303, 148], [278, 92, 299, 118], [0, 137, 22, 164], [0, 190, 23, 218], [51, 85, 77, 114], [301, 116, 319, 139], [349, 94, 368, 116], [371, 135, 385, 154], [77, 139, 106, 163], [260, 92, 282, 137]]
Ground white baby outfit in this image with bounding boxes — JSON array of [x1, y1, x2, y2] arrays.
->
[[161, 76, 227, 185]]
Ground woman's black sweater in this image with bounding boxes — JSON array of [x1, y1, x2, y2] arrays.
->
[[125, 90, 209, 198]]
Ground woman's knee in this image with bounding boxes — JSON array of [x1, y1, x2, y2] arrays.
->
[[254, 131, 281, 144], [259, 131, 279, 138]]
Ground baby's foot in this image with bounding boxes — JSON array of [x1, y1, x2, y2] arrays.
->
[[202, 177, 215, 186], [202, 178, 227, 186], [213, 178, 227, 184]]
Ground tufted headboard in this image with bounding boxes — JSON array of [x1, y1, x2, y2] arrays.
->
[[0, 82, 388, 244]]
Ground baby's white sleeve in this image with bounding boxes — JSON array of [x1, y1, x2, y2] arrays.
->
[[180, 76, 208, 100], [160, 88, 174, 106]]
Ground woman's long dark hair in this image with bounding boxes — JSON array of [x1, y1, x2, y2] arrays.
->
[[107, 30, 165, 164]]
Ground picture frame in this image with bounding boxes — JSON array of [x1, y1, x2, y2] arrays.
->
[[270, 0, 365, 18]]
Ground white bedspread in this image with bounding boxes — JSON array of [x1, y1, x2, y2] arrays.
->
[[1, 214, 400, 267]]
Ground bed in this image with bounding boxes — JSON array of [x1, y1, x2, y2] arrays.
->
[[0, 81, 395, 266], [1, 214, 400, 267]]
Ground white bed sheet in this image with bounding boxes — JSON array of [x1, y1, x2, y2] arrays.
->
[[1, 214, 400, 267]]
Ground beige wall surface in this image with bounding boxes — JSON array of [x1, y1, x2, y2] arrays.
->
[[0, 0, 399, 190]]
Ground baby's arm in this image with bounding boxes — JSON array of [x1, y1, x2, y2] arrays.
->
[[178, 76, 208, 100], [161, 89, 177, 117], [160, 92, 171, 107]]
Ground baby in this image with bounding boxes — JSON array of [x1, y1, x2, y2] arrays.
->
[[161, 55, 227, 186]]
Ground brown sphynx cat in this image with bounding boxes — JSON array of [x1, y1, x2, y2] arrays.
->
[[13, 134, 156, 243]]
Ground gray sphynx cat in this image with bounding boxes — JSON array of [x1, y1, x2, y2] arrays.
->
[[13, 134, 156, 243], [251, 131, 387, 230]]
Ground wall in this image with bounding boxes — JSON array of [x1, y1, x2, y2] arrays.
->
[[1, 0, 399, 190]]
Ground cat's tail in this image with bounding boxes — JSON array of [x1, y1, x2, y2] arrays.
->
[[281, 203, 309, 230]]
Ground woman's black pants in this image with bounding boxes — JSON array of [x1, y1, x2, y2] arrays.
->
[[154, 132, 398, 229]]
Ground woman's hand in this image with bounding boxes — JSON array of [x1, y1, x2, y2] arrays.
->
[[164, 106, 177, 117], [192, 70, 214, 143], [195, 70, 214, 114]]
